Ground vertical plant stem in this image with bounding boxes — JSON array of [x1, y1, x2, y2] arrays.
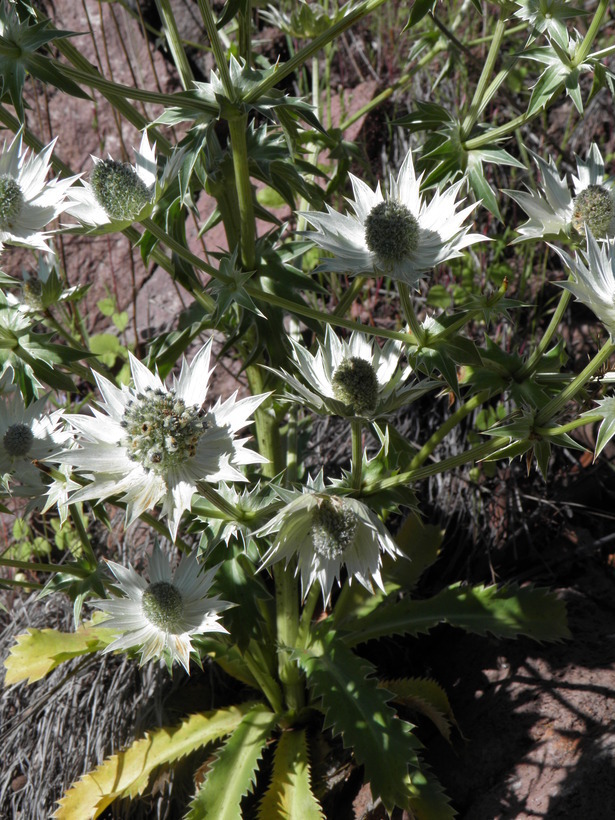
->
[[516, 289, 571, 380], [68, 505, 97, 569], [197, 0, 234, 97], [398, 282, 425, 344], [535, 340, 615, 426], [461, 9, 509, 138], [154, 0, 194, 90], [228, 115, 257, 270], [351, 418, 364, 491]]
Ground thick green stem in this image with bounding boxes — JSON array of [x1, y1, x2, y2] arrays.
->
[[516, 289, 571, 381], [364, 436, 511, 494], [154, 0, 194, 90], [408, 389, 491, 471], [573, 0, 609, 66], [535, 340, 615, 426], [461, 9, 509, 138], [333, 276, 364, 317], [535, 415, 603, 438], [196, 482, 243, 521], [141, 217, 224, 281], [197, 0, 234, 98], [228, 115, 257, 270], [398, 283, 425, 344], [351, 419, 363, 491], [68, 505, 97, 569]]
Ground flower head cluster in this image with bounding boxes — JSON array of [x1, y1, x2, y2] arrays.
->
[[66, 131, 177, 228], [258, 483, 401, 604], [0, 380, 67, 495], [54, 341, 268, 539], [550, 228, 615, 339], [506, 144, 615, 242], [0, 131, 76, 252], [301, 147, 483, 287], [94, 544, 230, 673], [276, 326, 434, 419]]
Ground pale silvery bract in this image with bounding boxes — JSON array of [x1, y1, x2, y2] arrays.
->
[[55, 340, 269, 540], [66, 131, 178, 227], [94, 544, 230, 673], [0, 387, 67, 493], [258, 489, 401, 604], [550, 228, 615, 339], [276, 325, 434, 419], [513, 0, 585, 49], [0, 131, 76, 252], [300, 147, 483, 287], [506, 144, 615, 242]]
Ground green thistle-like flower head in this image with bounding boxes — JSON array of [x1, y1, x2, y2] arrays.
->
[[0, 174, 24, 230], [141, 581, 184, 631], [311, 496, 358, 560], [3, 422, 34, 457], [120, 386, 207, 474], [364, 199, 420, 266], [572, 185, 615, 239], [90, 159, 151, 221], [332, 356, 379, 416]]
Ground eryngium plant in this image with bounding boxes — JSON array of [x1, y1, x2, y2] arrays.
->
[[5, 0, 615, 817]]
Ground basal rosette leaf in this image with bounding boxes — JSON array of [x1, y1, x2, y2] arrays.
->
[[258, 729, 325, 820], [381, 677, 459, 744], [294, 631, 423, 812], [186, 703, 278, 820], [341, 583, 571, 647], [54, 703, 259, 819], [406, 767, 456, 820], [3, 618, 116, 685]]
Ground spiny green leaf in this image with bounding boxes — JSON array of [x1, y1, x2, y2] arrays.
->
[[381, 677, 458, 744], [294, 632, 421, 812], [186, 704, 278, 819], [407, 768, 456, 820], [3, 618, 116, 685], [342, 583, 571, 647], [258, 729, 325, 820], [54, 703, 259, 819]]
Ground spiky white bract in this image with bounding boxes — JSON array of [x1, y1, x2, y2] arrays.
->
[[300, 146, 483, 287], [94, 544, 230, 673], [0, 131, 76, 252], [55, 340, 268, 540], [276, 325, 433, 419], [506, 144, 615, 242], [0, 387, 67, 493], [66, 131, 173, 228], [550, 228, 615, 339], [513, 0, 585, 49], [258, 483, 401, 605]]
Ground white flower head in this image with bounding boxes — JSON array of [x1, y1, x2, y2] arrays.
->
[[94, 544, 230, 673], [276, 325, 434, 419], [54, 340, 268, 540], [66, 131, 170, 228], [0, 130, 76, 252], [300, 146, 483, 287], [506, 144, 615, 242], [550, 228, 615, 338], [0, 387, 67, 493], [258, 486, 401, 604]]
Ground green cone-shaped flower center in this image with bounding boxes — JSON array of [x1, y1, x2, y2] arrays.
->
[[332, 357, 379, 415], [141, 581, 183, 631], [121, 387, 207, 474], [3, 422, 34, 457], [90, 159, 151, 221], [0, 174, 25, 230], [364, 200, 419, 264], [572, 184, 615, 238], [311, 497, 358, 561]]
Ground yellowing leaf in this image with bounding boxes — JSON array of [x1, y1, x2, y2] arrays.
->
[[258, 729, 325, 820], [3, 618, 117, 686], [54, 702, 260, 820]]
